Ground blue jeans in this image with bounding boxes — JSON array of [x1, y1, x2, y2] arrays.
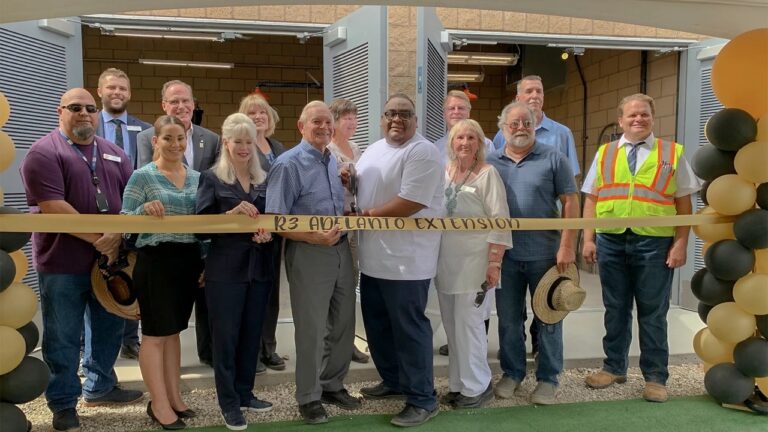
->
[[360, 274, 436, 411], [39, 273, 123, 412], [496, 258, 563, 385], [596, 232, 673, 385]]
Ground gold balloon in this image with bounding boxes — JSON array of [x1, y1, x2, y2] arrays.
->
[[733, 273, 768, 315], [0, 130, 15, 172], [756, 248, 768, 274], [0, 92, 9, 127], [757, 114, 768, 142], [701, 362, 714, 373], [734, 140, 768, 184], [9, 250, 27, 283], [0, 325, 25, 375], [693, 327, 736, 364], [712, 28, 768, 117], [0, 282, 38, 329], [758, 376, 768, 395], [692, 206, 734, 242], [702, 242, 713, 257], [707, 301, 757, 343], [707, 174, 757, 216]]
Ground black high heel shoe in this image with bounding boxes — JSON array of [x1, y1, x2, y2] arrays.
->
[[174, 408, 197, 419], [147, 401, 187, 430]]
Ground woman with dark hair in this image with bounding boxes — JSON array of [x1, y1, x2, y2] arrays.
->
[[121, 115, 203, 430]]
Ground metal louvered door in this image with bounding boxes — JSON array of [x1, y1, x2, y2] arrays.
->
[[323, 6, 387, 151], [415, 7, 447, 144], [0, 21, 83, 294], [677, 38, 727, 311]]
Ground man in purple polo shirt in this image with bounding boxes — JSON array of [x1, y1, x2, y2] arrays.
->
[[20, 88, 143, 432]]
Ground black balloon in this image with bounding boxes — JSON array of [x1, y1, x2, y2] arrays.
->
[[691, 144, 737, 182], [691, 267, 735, 306], [0, 207, 31, 253], [733, 337, 768, 378], [697, 302, 714, 324], [16, 322, 39, 355], [758, 315, 768, 339], [700, 181, 711, 206], [705, 108, 757, 152], [705, 239, 755, 281], [757, 183, 768, 210], [0, 402, 27, 432], [0, 249, 15, 292], [734, 209, 768, 250], [704, 363, 756, 404], [0, 356, 50, 404]]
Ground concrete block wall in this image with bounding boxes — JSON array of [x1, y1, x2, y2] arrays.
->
[[82, 26, 324, 145]]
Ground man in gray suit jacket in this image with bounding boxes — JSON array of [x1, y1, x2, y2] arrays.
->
[[94, 68, 151, 361], [137, 80, 221, 365]]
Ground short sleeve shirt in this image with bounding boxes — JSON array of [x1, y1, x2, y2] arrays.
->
[[20, 131, 133, 274], [486, 143, 577, 261]]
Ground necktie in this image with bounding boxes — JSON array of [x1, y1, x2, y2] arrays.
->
[[111, 119, 124, 149], [627, 142, 643, 175]]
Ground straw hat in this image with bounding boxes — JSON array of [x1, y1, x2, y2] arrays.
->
[[532, 264, 586, 324], [90, 252, 140, 320]]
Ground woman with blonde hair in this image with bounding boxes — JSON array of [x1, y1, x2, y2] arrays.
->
[[435, 119, 512, 409], [238, 93, 287, 372], [196, 112, 275, 430]]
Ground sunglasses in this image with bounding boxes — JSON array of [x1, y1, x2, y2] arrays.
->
[[62, 104, 98, 114], [474, 281, 491, 308]]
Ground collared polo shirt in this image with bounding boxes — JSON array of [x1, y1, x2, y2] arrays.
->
[[493, 113, 580, 175], [487, 142, 577, 261]]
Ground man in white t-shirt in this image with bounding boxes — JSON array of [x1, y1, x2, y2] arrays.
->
[[355, 93, 444, 427]]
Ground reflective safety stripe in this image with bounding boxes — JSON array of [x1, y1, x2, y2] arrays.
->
[[649, 139, 677, 194], [600, 140, 621, 185]]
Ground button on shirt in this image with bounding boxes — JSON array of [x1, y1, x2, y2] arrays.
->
[[486, 143, 577, 261], [266, 140, 345, 217], [492, 113, 580, 175], [581, 133, 702, 197]]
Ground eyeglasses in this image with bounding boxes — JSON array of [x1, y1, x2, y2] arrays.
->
[[383, 110, 414, 121], [505, 119, 534, 129], [61, 104, 98, 114], [474, 281, 491, 308]]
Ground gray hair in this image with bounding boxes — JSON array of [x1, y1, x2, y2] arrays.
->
[[161, 80, 193, 101], [446, 119, 486, 162], [497, 102, 535, 144], [516, 75, 543, 93]]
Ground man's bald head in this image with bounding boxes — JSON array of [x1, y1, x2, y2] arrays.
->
[[58, 88, 98, 144]]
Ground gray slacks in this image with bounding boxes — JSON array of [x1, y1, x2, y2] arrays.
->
[[285, 238, 356, 405]]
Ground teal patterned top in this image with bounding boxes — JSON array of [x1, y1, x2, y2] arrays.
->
[[121, 162, 200, 247]]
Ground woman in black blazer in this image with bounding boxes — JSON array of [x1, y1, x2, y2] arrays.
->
[[238, 93, 287, 373], [196, 113, 274, 431]]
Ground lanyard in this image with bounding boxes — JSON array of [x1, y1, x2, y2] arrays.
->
[[61, 131, 103, 191]]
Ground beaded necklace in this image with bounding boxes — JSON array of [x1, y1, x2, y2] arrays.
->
[[445, 158, 478, 216]]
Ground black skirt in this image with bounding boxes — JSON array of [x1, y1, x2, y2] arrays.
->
[[134, 242, 203, 337]]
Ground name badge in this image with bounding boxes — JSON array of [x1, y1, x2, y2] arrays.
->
[[103, 154, 122, 163], [461, 186, 476, 193], [126, 125, 143, 132]]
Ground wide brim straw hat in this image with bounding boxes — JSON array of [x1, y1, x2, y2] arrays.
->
[[532, 263, 586, 324], [91, 251, 140, 321]]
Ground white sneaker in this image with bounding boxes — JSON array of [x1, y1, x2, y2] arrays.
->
[[530, 382, 558, 405], [494, 376, 522, 399]]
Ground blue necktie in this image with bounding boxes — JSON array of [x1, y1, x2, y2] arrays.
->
[[111, 118, 124, 149], [627, 142, 643, 175]]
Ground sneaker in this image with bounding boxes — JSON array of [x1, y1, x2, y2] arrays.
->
[[120, 343, 140, 360], [438, 344, 449, 356], [262, 352, 286, 371], [585, 370, 627, 389], [530, 382, 558, 405], [352, 346, 370, 364], [440, 392, 460, 405], [360, 382, 405, 400], [453, 383, 494, 409], [390, 404, 439, 427], [255, 359, 267, 376], [241, 397, 273, 413], [52, 408, 80, 432], [643, 382, 668, 403], [83, 386, 144, 406], [321, 389, 362, 410], [222, 409, 247, 431], [494, 376, 522, 399], [298, 400, 328, 425]]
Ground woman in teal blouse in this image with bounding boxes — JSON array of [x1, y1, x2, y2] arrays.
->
[[121, 115, 202, 430]]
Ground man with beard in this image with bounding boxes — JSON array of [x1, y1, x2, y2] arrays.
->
[[266, 101, 359, 425], [487, 102, 579, 406], [95, 68, 150, 361], [20, 88, 143, 432], [137, 80, 221, 367], [356, 94, 444, 427]]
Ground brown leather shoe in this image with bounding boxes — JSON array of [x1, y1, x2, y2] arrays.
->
[[585, 370, 627, 389], [643, 382, 668, 403]]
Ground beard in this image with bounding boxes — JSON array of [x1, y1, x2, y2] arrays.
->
[[103, 99, 128, 115], [508, 134, 533, 149], [72, 124, 95, 141]]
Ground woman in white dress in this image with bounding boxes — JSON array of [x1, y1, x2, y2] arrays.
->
[[435, 119, 512, 409]]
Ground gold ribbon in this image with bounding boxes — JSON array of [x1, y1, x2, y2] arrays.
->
[[0, 213, 734, 234]]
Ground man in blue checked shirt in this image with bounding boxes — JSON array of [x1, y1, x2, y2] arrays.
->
[[265, 101, 359, 425]]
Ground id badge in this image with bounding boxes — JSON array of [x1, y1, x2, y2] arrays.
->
[[95, 190, 110, 213]]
